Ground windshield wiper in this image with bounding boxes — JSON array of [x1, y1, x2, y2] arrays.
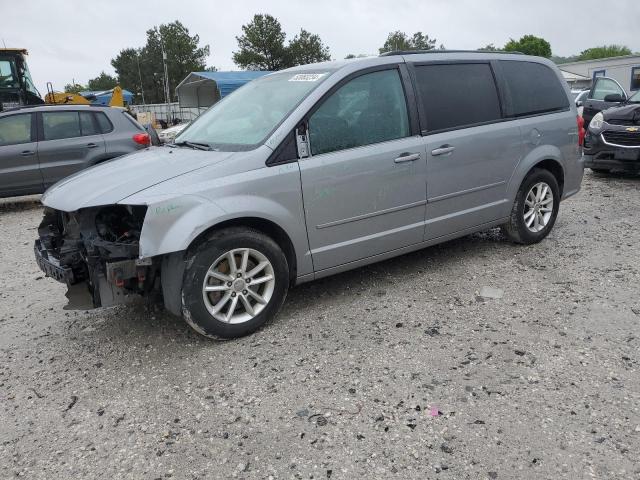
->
[[171, 140, 212, 151]]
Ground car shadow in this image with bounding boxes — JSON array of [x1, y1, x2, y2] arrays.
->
[[78, 227, 513, 350], [0, 194, 42, 213]]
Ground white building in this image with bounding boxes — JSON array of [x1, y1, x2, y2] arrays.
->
[[559, 54, 640, 95]]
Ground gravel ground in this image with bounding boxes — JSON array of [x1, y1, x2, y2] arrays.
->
[[1, 171, 639, 480]]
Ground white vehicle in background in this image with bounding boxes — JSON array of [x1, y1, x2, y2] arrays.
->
[[158, 122, 190, 144], [572, 89, 590, 118]]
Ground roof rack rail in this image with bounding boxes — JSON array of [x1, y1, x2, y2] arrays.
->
[[379, 49, 523, 57]]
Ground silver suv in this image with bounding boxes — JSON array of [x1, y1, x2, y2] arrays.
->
[[0, 104, 151, 198], [34, 52, 584, 339]]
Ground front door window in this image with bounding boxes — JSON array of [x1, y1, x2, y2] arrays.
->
[[308, 69, 410, 155]]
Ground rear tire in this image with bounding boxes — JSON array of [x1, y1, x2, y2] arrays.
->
[[181, 227, 289, 339], [501, 169, 560, 245]]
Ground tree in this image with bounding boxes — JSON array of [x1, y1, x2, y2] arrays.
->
[[504, 35, 552, 58], [63, 83, 86, 94], [578, 45, 632, 61], [87, 71, 118, 91], [233, 14, 330, 70], [478, 43, 501, 52], [379, 31, 440, 54], [232, 14, 288, 70], [288, 29, 331, 65], [111, 21, 210, 104]]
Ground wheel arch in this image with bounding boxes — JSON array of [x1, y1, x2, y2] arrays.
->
[[188, 216, 298, 285], [508, 146, 566, 202]]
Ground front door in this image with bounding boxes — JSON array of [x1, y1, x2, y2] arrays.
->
[[299, 67, 427, 272], [0, 112, 43, 196], [583, 77, 627, 127], [37, 110, 106, 188]]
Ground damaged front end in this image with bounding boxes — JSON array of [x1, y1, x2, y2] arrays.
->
[[34, 205, 158, 309]]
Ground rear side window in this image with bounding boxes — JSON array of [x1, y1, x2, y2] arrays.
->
[[414, 63, 502, 132], [96, 112, 114, 133], [79, 112, 99, 136], [0, 114, 32, 146], [42, 111, 81, 140], [499, 61, 569, 116]]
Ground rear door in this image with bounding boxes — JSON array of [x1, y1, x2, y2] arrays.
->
[[410, 61, 522, 239], [37, 110, 106, 188], [299, 66, 427, 271], [0, 112, 43, 196], [583, 77, 627, 127]]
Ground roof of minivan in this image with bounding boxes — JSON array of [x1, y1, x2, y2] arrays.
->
[[280, 51, 553, 75]]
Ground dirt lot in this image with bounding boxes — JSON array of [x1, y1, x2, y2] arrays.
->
[[1, 170, 639, 480]]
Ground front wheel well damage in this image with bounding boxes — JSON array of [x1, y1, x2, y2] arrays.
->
[[188, 217, 297, 285]]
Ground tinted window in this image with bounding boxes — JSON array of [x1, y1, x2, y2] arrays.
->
[[414, 63, 501, 132], [309, 69, 410, 155], [79, 112, 99, 136], [42, 111, 81, 140], [500, 60, 569, 116], [97, 112, 114, 133], [0, 114, 32, 146]]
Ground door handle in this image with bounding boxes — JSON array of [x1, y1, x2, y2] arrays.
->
[[20, 150, 35, 157], [86, 143, 98, 148], [431, 145, 455, 156], [394, 152, 421, 163]]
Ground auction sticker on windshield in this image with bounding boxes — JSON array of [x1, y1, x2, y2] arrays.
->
[[289, 73, 327, 82]]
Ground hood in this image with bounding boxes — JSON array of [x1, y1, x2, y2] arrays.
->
[[41, 147, 236, 211], [603, 103, 640, 123]]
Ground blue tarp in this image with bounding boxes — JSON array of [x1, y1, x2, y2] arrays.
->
[[80, 89, 134, 106], [175, 71, 271, 108], [190, 71, 271, 98]]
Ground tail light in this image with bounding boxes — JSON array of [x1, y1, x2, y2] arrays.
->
[[577, 116, 585, 146], [133, 133, 150, 146]]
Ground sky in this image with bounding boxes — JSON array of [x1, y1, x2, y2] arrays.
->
[[3, 0, 640, 96]]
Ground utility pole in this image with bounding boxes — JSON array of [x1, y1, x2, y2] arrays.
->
[[136, 53, 146, 105], [160, 34, 171, 124]]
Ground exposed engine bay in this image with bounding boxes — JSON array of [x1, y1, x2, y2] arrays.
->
[[34, 205, 160, 309]]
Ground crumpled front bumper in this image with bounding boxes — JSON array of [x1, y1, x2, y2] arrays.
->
[[34, 239, 74, 284]]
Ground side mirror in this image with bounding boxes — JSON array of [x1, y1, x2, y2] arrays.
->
[[604, 93, 624, 103], [576, 100, 583, 107]]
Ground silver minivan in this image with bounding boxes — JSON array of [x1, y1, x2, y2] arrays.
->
[[35, 51, 584, 338]]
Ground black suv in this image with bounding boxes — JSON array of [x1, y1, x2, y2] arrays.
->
[[583, 76, 640, 173]]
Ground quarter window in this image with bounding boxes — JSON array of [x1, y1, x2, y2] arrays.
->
[[631, 67, 640, 91], [414, 63, 502, 132], [0, 114, 32, 146], [499, 61, 569, 116], [42, 111, 81, 140], [309, 69, 410, 155], [96, 112, 114, 133]]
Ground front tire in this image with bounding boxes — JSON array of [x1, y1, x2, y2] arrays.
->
[[181, 227, 289, 339], [501, 169, 560, 245]]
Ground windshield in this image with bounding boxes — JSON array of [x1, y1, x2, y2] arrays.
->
[[0, 58, 18, 89], [176, 71, 331, 151], [629, 90, 640, 103]]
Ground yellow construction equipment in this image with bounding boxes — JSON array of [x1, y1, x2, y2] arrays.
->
[[45, 84, 125, 107]]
